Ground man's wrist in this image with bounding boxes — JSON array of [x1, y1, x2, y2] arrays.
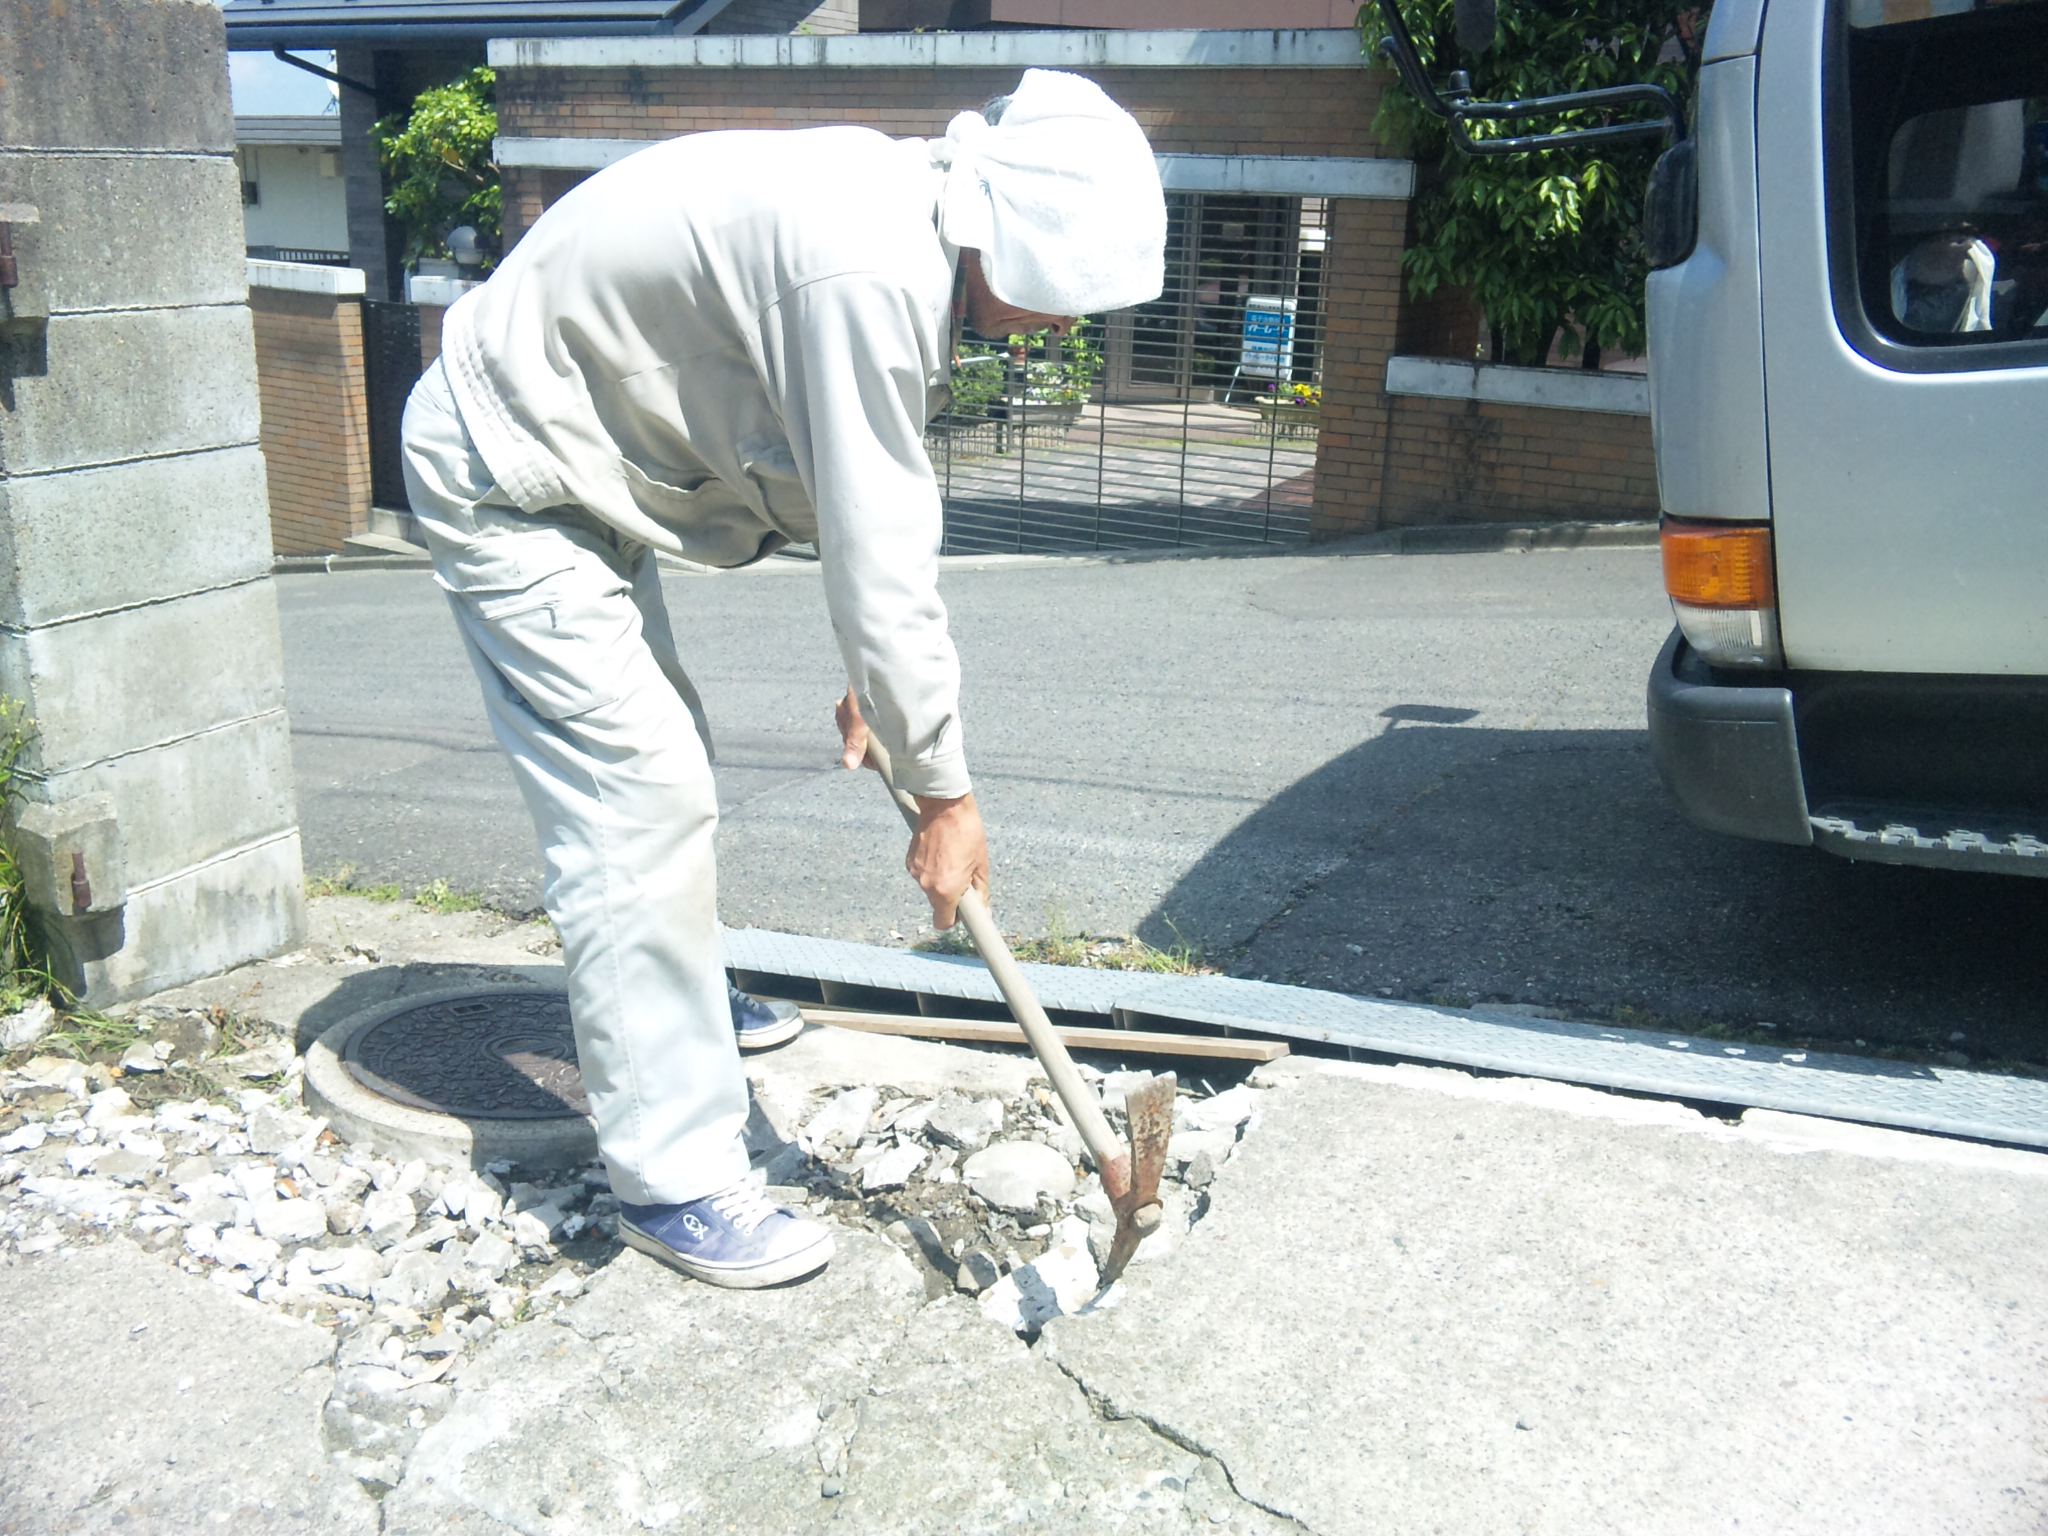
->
[[913, 791, 976, 822]]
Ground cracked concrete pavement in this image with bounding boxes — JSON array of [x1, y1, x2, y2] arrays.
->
[[1046, 1062, 2048, 1535], [4, 903, 2045, 1532], [382, 1232, 1289, 1535], [0, 1239, 377, 1535]]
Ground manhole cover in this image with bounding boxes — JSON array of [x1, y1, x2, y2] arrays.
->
[[344, 990, 588, 1120]]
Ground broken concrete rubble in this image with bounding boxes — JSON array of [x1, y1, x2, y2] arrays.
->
[[963, 1139, 1078, 1216], [924, 1092, 1005, 1151], [0, 904, 1263, 1521], [978, 1216, 1099, 1334], [1, 999, 58, 1052]]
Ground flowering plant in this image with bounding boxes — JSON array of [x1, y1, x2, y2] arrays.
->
[[1264, 381, 1322, 407]]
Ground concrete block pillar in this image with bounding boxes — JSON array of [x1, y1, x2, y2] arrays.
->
[[0, 0, 306, 1003]]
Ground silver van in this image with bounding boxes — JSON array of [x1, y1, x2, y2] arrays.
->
[[1375, 0, 2048, 877], [1645, 0, 2047, 877]]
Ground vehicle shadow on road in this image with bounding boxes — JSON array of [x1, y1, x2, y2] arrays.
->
[[1141, 713, 2048, 1066]]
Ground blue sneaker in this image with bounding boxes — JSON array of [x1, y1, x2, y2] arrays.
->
[[729, 983, 804, 1051], [618, 1174, 834, 1288]]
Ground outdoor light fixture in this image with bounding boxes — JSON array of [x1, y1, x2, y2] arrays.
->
[[447, 224, 485, 269]]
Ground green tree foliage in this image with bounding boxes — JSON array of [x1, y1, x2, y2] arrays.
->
[[371, 66, 501, 272], [1360, 2, 1703, 366]]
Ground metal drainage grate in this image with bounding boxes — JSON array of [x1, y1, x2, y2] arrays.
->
[[725, 928, 2048, 1151]]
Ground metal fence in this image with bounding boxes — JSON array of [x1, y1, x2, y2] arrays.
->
[[361, 300, 424, 511], [246, 244, 353, 266], [928, 193, 1326, 555]]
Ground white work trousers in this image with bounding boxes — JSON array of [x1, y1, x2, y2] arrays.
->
[[400, 358, 749, 1207]]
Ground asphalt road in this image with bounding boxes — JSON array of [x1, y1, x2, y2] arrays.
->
[[276, 543, 2048, 1069]]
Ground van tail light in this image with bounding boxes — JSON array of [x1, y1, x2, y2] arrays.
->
[[1662, 518, 1784, 669]]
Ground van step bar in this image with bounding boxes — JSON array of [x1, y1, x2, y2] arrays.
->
[[1809, 806, 2048, 878]]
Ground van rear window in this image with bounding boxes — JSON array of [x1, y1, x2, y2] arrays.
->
[[1840, 0, 2048, 357]]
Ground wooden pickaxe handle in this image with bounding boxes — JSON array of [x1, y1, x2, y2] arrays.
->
[[858, 734, 1133, 1199]]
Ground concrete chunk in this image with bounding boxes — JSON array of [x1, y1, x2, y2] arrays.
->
[[6, 793, 125, 917], [925, 1093, 1005, 1151], [962, 1140, 1076, 1216]]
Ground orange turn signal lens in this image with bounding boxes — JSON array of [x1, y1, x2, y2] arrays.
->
[[1661, 520, 1775, 610]]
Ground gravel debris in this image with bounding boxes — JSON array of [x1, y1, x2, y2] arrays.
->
[[978, 1218, 1099, 1334], [253, 1197, 330, 1245], [2, 1011, 1258, 1455], [0, 1124, 49, 1154], [802, 1086, 880, 1154], [117, 1041, 167, 1075], [360, 1187, 416, 1244]]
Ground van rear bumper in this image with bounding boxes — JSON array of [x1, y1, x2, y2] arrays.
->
[[1645, 628, 1814, 845]]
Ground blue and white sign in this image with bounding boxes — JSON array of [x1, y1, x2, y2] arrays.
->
[[1239, 296, 1297, 380]]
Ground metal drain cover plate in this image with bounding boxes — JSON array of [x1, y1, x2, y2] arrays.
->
[[344, 989, 588, 1120]]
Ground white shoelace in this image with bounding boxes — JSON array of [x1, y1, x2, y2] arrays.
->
[[708, 1174, 781, 1236]]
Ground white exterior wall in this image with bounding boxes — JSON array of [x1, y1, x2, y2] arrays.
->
[[239, 142, 349, 252]]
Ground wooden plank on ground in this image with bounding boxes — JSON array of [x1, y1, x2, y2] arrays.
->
[[802, 1006, 1290, 1063]]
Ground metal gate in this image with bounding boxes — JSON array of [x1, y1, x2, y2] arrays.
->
[[362, 300, 424, 511], [929, 193, 1327, 555]]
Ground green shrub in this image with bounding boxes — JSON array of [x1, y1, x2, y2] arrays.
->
[[1362, 1, 1701, 366], [371, 66, 501, 272], [0, 698, 52, 1012]]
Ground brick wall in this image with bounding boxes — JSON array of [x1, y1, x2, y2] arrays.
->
[[496, 67, 1386, 220], [1308, 197, 1407, 540], [1377, 395, 1657, 526], [249, 283, 373, 554], [502, 168, 586, 249], [420, 301, 444, 366], [494, 44, 1651, 542], [1395, 283, 1482, 361]]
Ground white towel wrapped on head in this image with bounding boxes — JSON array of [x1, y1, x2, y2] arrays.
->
[[932, 69, 1167, 317]]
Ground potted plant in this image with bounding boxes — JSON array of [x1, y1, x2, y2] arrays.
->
[[1255, 380, 1322, 439], [930, 320, 1102, 453]]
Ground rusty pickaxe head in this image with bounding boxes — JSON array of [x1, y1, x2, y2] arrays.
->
[[1093, 1070, 1176, 1283]]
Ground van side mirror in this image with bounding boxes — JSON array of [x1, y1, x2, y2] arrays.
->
[[1372, 0, 1684, 154]]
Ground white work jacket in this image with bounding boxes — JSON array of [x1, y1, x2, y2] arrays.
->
[[440, 126, 969, 798]]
